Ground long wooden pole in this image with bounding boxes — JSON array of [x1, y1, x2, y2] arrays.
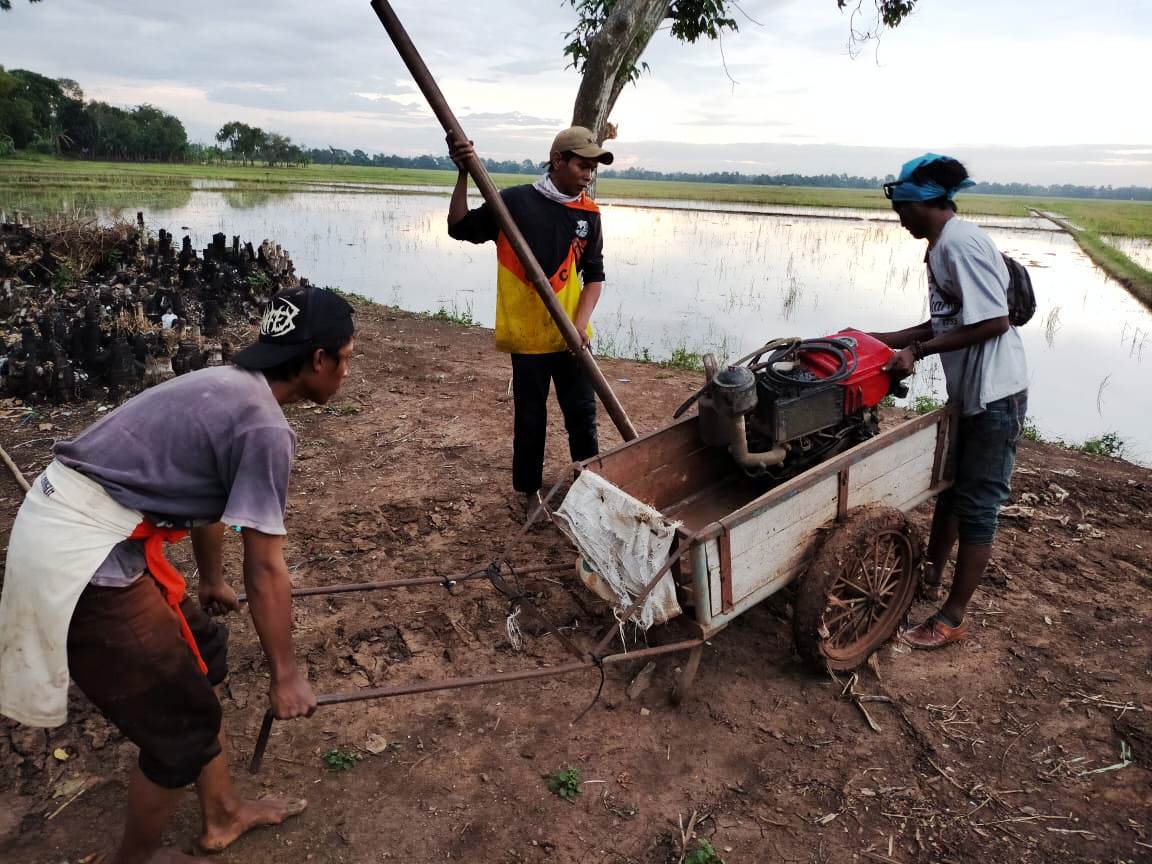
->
[[369, 0, 638, 442], [0, 443, 31, 494]]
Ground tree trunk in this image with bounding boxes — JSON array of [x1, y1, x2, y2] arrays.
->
[[570, 0, 669, 143]]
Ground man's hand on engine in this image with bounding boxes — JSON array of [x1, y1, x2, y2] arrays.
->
[[883, 348, 917, 379]]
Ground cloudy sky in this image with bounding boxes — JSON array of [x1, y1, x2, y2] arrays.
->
[[2, 0, 1150, 185]]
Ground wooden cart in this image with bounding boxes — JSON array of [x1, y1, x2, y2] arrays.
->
[[574, 407, 956, 679]]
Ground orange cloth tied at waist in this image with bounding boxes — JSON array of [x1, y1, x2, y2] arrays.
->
[[128, 521, 208, 675]]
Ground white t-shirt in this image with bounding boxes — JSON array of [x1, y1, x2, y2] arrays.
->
[[927, 217, 1029, 415]]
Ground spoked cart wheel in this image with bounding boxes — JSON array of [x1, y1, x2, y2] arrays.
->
[[794, 506, 922, 672]]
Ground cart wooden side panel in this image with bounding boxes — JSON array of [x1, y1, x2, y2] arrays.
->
[[713, 475, 839, 618], [697, 410, 952, 635]]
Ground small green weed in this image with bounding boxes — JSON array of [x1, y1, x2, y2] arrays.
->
[[51, 262, 75, 291], [322, 747, 360, 771], [1072, 431, 1125, 457], [332, 287, 377, 306], [662, 346, 705, 372], [545, 766, 582, 801], [683, 838, 725, 864], [246, 271, 271, 291], [911, 395, 945, 414], [878, 394, 896, 408], [103, 247, 123, 266], [1020, 417, 1043, 442], [429, 303, 475, 326]]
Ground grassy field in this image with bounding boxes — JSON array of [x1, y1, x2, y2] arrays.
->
[[0, 153, 523, 191], [4, 153, 1151, 236]]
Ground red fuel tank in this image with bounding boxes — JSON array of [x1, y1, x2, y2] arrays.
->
[[799, 329, 895, 414]]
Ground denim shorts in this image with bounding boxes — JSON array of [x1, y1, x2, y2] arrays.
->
[[937, 390, 1028, 546]]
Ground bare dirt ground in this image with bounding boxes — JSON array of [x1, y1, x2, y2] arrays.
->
[[2, 301, 1150, 864]]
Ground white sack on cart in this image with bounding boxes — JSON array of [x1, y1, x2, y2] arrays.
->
[[553, 471, 682, 629]]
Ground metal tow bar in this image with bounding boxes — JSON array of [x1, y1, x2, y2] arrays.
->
[[248, 638, 704, 774]]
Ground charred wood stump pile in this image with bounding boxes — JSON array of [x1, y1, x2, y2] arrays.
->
[[0, 212, 305, 404]]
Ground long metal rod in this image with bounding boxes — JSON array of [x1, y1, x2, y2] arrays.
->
[[369, 0, 637, 443], [249, 638, 703, 773], [236, 562, 572, 604]]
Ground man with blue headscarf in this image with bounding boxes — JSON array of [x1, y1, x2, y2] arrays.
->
[[869, 154, 1029, 650]]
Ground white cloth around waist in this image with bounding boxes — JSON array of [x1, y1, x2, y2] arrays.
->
[[0, 460, 145, 728]]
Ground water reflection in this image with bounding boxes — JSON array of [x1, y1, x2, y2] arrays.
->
[[2, 183, 1149, 464], [3, 185, 194, 214]]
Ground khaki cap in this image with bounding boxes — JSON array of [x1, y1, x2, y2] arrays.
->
[[550, 126, 614, 165]]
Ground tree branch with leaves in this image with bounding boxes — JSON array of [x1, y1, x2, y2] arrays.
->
[[564, 0, 919, 143]]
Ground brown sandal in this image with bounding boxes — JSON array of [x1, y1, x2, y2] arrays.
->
[[901, 614, 969, 650]]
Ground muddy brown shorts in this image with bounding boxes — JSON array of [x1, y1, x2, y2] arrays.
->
[[67, 576, 228, 789]]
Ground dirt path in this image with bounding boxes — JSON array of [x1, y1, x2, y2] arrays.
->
[[2, 301, 1150, 864]]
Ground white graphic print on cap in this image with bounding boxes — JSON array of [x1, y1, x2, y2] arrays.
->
[[261, 298, 300, 338]]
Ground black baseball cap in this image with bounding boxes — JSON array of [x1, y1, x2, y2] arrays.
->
[[232, 286, 355, 370]]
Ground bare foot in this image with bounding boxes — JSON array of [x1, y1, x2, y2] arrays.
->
[[198, 797, 307, 853]]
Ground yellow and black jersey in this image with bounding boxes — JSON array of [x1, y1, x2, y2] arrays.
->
[[449, 185, 604, 354]]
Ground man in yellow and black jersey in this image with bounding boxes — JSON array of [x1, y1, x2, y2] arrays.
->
[[447, 127, 612, 509]]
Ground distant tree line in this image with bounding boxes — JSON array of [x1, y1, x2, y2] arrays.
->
[[304, 147, 543, 177], [601, 166, 886, 188], [965, 181, 1152, 202], [211, 122, 309, 167], [0, 66, 187, 161], [2, 66, 1149, 200]]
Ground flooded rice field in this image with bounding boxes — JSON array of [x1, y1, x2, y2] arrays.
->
[[6, 183, 1151, 464], [1105, 234, 1152, 271]]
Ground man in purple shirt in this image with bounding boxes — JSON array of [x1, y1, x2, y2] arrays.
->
[[1, 286, 354, 864]]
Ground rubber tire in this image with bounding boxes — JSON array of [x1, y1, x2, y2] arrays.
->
[[793, 505, 922, 672]]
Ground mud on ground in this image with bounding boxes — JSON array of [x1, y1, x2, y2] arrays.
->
[[1, 301, 1150, 864]]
